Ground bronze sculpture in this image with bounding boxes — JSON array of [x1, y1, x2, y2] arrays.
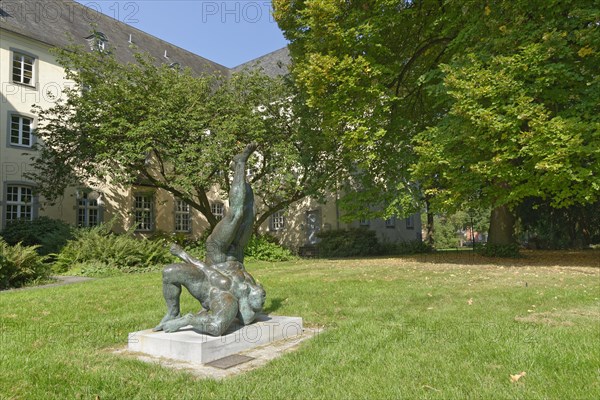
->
[[153, 143, 266, 336]]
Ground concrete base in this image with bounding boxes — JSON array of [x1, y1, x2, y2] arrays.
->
[[128, 315, 303, 364]]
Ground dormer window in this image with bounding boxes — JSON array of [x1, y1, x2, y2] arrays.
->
[[85, 32, 108, 52]]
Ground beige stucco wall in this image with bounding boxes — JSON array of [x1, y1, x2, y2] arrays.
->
[[104, 186, 216, 236], [258, 192, 422, 252], [257, 195, 338, 252], [0, 29, 77, 226]]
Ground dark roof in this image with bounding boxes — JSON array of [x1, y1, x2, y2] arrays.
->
[[232, 47, 290, 77], [0, 0, 229, 76]]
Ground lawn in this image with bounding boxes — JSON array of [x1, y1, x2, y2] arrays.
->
[[1, 251, 599, 399]]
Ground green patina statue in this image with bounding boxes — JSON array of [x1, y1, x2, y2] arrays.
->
[[153, 143, 266, 336]]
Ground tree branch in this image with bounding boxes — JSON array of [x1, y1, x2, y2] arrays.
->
[[389, 37, 453, 96]]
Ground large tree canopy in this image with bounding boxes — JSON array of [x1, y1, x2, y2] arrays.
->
[[414, 2, 600, 208], [412, 1, 600, 243], [30, 40, 336, 230], [274, 0, 600, 244], [274, 0, 468, 221]]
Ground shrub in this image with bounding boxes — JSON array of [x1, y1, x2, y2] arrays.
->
[[67, 261, 117, 277], [245, 234, 296, 262], [152, 233, 295, 264], [67, 260, 163, 277], [317, 228, 381, 258], [53, 224, 173, 274], [149, 230, 196, 247], [0, 217, 74, 256], [174, 239, 205, 261], [149, 231, 208, 261], [0, 239, 50, 289], [476, 242, 521, 258], [381, 240, 433, 255]]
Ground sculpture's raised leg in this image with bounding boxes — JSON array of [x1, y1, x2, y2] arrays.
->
[[205, 142, 257, 266]]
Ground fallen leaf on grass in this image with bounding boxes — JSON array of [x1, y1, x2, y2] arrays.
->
[[423, 385, 440, 392], [510, 371, 526, 383], [467, 298, 473, 305]]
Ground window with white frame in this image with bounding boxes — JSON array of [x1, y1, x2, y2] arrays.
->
[[211, 202, 224, 221], [385, 216, 396, 228], [12, 52, 35, 85], [85, 32, 108, 52], [175, 199, 191, 232], [10, 115, 33, 147], [134, 193, 154, 231], [406, 215, 415, 230], [270, 210, 285, 231], [77, 191, 102, 227], [359, 218, 370, 226], [5, 185, 33, 222]]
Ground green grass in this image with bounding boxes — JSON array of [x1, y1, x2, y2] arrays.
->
[[1, 251, 599, 399]]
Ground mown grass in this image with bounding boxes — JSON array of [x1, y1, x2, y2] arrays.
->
[[1, 251, 599, 399]]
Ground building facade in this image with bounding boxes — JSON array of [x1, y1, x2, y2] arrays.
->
[[0, 0, 420, 253]]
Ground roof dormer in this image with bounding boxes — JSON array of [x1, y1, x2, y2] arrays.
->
[[85, 32, 109, 52]]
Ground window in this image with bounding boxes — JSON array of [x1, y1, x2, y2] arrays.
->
[[406, 215, 415, 230], [77, 191, 102, 227], [10, 115, 33, 147], [359, 218, 370, 226], [5, 185, 33, 222], [85, 32, 108, 52], [175, 199, 191, 232], [270, 210, 285, 231], [385, 216, 396, 228], [12, 52, 35, 85], [211, 202, 224, 221], [134, 193, 154, 231]]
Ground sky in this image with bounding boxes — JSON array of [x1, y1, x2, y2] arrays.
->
[[74, 1, 289, 68]]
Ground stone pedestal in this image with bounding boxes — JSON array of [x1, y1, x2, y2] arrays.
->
[[128, 315, 303, 364]]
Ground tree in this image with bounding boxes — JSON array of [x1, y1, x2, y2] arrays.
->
[[423, 209, 490, 249], [412, 1, 600, 244], [274, 1, 600, 246], [273, 0, 468, 229], [517, 199, 600, 249], [30, 40, 336, 231]]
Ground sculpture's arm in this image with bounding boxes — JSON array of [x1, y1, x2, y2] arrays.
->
[[237, 297, 258, 325], [170, 244, 208, 270]]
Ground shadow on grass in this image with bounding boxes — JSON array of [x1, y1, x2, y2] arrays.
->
[[310, 249, 600, 269], [407, 249, 600, 269], [263, 297, 286, 314]]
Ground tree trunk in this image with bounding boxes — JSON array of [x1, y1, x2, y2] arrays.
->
[[423, 199, 435, 246], [488, 205, 516, 245]]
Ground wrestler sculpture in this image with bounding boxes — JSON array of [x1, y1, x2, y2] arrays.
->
[[153, 143, 266, 336]]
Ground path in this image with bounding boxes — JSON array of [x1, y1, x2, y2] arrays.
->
[[1, 276, 94, 292]]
